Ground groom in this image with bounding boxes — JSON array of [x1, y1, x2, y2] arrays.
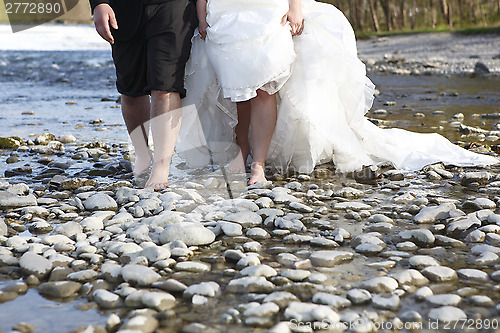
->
[[89, 0, 197, 188]]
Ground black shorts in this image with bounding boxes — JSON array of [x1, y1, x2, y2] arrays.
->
[[111, 0, 197, 98]]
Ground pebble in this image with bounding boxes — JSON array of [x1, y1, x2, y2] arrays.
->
[[141, 291, 176, 311], [226, 277, 275, 293], [372, 294, 400, 310], [456, 268, 490, 282], [426, 294, 462, 307], [408, 255, 440, 269], [38, 281, 82, 298], [391, 269, 429, 287], [19, 252, 52, 279], [413, 203, 455, 223], [83, 193, 118, 211], [160, 222, 215, 246], [284, 302, 340, 323], [240, 265, 277, 278], [346, 289, 371, 305], [361, 277, 399, 293], [421, 266, 458, 282], [121, 264, 161, 287], [398, 229, 435, 246], [428, 306, 467, 322], [312, 293, 351, 309], [93, 289, 122, 309], [223, 211, 262, 228], [309, 250, 354, 267]]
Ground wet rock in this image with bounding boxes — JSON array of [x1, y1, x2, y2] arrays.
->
[[361, 277, 399, 293], [398, 229, 435, 247], [159, 222, 215, 246], [333, 201, 372, 211], [289, 202, 313, 213], [240, 265, 277, 278], [19, 252, 52, 279], [309, 250, 354, 267], [67, 269, 99, 283], [0, 191, 37, 209], [175, 261, 211, 273], [415, 286, 433, 301], [283, 302, 340, 323], [414, 203, 455, 224], [58, 134, 76, 144], [473, 197, 496, 209], [83, 193, 117, 211], [0, 217, 7, 236], [263, 291, 300, 309], [223, 211, 262, 228], [0, 136, 24, 149], [142, 291, 176, 311], [408, 255, 440, 269], [447, 214, 482, 236], [183, 282, 219, 298], [469, 295, 494, 307], [53, 222, 83, 238], [460, 171, 491, 185], [120, 313, 159, 333], [226, 277, 275, 293], [457, 268, 489, 282], [391, 269, 429, 287], [346, 288, 371, 305], [427, 294, 461, 307], [38, 281, 82, 298], [35, 133, 56, 145], [474, 61, 490, 75], [372, 294, 400, 310], [312, 293, 351, 309], [421, 266, 457, 282], [217, 221, 243, 237], [121, 264, 161, 287], [243, 302, 280, 318], [93, 289, 122, 309]]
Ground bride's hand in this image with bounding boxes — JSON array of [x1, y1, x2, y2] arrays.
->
[[281, 0, 304, 36], [198, 20, 209, 40]]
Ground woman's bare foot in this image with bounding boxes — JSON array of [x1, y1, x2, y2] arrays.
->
[[248, 162, 267, 185], [145, 158, 170, 190], [227, 149, 246, 173]]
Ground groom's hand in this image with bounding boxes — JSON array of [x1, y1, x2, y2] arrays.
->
[[93, 4, 118, 44]]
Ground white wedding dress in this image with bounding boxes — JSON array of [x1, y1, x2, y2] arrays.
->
[[178, 0, 498, 174]]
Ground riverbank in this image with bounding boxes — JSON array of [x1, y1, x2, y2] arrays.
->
[[357, 31, 500, 76]]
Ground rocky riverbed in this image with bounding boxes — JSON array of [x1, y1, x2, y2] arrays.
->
[[1, 26, 500, 333], [1, 128, 500, 333]]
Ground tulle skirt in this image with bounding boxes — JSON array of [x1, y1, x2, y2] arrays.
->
[[178, 0, 499, 174]]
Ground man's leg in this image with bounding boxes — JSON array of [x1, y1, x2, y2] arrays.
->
[[145, 90, 182, 189], [121, 95, 152, 176]]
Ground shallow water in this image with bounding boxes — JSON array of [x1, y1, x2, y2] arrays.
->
[[0, 281, 106, 332]]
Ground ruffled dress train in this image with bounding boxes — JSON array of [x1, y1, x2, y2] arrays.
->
[[178, 0, 498, 174]]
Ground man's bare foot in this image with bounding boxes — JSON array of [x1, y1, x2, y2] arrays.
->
[[145, 158, 170, 190], [227, 149, 246, 173], [133, 155, 152, 178], [248, 162, 267, 185]]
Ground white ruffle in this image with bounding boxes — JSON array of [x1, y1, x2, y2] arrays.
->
[[179, 0, 499, 173]]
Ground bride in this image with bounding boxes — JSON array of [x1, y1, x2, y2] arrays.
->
[[178, 0, 498, 185]]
